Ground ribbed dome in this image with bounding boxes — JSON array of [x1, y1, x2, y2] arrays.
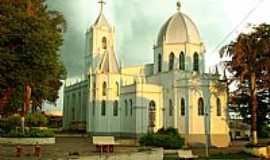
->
[[157, 12, 202, 45]]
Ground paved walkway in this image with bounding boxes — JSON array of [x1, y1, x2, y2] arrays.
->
[[0, 137, 137, 160], [0, 137, 265, 160]]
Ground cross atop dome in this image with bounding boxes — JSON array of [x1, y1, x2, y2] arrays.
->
[[176, 0, 181, 12], [98, 0, 106, 14]]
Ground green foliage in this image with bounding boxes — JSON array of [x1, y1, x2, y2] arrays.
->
[[0, 0, 67, 114], [221, 23, 270, 141], [259, 125, 270, 138], [139, 128, 185, 149], [5, 128, 54, 138], [3, 85, 24, 114], [0, 115, 21, 132], [25, 113, 48, 127]]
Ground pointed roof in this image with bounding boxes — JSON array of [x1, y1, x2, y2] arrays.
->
[[94, 13, 111, 28], [93, 0, 111, 29], [97, 47, 120, 74]]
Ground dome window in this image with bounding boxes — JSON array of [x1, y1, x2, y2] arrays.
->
[[158, 54, 162, 72], [179, 52, 185, 70], [193, 52, 199, 72], [169, 52, 175, 71]]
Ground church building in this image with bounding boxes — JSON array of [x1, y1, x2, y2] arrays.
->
[[63, 0, 230, 147]]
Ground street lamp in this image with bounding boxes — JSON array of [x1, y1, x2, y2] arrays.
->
[[204, 111, 210, 157]]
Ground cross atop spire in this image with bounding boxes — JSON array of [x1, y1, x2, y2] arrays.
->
[[98, 0, 106, 14], [176, 0, 181, 12]]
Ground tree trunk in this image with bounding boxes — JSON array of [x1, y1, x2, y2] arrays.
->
[[22, 84, 31, 135], [250, 72, 258, 144], [21, 116, 25, 134]]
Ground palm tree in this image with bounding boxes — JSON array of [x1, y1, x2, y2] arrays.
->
[[220, 24, 270, 144]]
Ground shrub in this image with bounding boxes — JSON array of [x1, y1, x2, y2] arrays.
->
[[259, 125, 270, 138], [4, 128, 54, 138], [139, 128, 185, 149], [25, 113, 48, 127], [0, 115, 21, 133]]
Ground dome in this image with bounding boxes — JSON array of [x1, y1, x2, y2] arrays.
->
[[157, 12, 202, 46]]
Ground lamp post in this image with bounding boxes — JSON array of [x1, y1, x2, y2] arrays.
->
[[204, 111, 210, 157]]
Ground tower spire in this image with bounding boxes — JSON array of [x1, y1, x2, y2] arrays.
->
[[176, 0, 181, 12], [98, 0, 106, 14]]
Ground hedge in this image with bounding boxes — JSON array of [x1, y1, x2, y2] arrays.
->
[[139, 127, 185, 149], [4, 128, 54, 138]]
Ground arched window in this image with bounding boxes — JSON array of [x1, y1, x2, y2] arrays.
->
[[169, 52, 175, 71], [149, 100, 156, 132], [130, 99, 133, 116], [179, 52, 185, 70], [158, 54, 162, 72], [115, 82, 119, 96], [93, 82, 96, 97], [169, 99, 173, 116], [72, 108, 75, 120], [113, 100, 118, 116], [193, 52, 199, 72], [125, 100, 128, 116], [217, 98, 221, 116], [181, 98, 185, 116], [92, 100, 96, 116], [101, 100, 106, 116], [102, 37, 107, 49], [102, 82, 107, 96], [72, 94, 76, 120], [198, 98, 204, 116]]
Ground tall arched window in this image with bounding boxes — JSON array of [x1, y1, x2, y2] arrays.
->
[[198, 98, 204, 116], [102, 37, 107, 49], [115, 82, 119, 96], [169, 99, 173, 116], [158, 54, 162, 72], [217, 98, 221, 116], [72, 108, 75, 120], [181, 98, 185, 116], [72, 94, 76, 120], [149, 100, 156, 133], [130, 99, 133, 116], [92, 100, 96, 116], [113, 100, 118, 116], [101, 100, 106, 116], [102, 82, 107, 96], [125, 100, 128, 116], [193, 52, 199, 72], [169, 52, 175, 71], [93, 82, 96, 97], [179, 52, 185, 70]]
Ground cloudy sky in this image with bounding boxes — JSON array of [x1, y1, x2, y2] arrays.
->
[[45, 0, 270, 110]]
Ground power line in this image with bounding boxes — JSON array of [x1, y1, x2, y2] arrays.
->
[[211, 0, 265, 55]]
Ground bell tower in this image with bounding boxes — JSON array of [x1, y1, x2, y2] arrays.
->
[[84, 0, 118, 76]]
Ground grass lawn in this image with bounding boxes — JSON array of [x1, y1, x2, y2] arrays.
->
[[164, 152, 257, 160]]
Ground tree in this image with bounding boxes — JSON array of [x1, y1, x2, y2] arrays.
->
[[0, 0, 66, 117], [220, 24, 270, 144], [229, 84, 270, 138]]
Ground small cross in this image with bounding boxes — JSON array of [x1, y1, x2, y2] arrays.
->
[[177, 0, 181, 12], [98, 0, 106, 13]]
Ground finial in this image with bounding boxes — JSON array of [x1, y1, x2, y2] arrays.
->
[[177, 0, 181, 12], [98, 0, 106, 13]]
